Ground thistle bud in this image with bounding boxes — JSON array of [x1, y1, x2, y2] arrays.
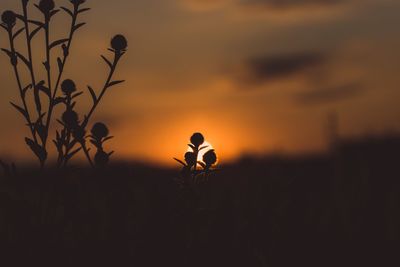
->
[[190, 132, 204, 148], [91, 122, 109, 140], [61, 79, 77, 96], [184, 152, 196, 166], [111, 34, 128, 52], [203, 149, 217, 167], [1, 11, 16, 29], [38, 0, 55, 15]]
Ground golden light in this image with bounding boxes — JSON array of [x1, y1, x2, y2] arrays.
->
[[187, 141, 215, 164]]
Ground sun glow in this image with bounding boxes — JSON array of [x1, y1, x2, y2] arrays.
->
[[187, 141, 214, 163]]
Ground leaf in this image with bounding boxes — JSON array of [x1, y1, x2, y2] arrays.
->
[[49, 38, 69, 50], [43, 61, 50, 71], [68, 140, 78, 150], [50, 9, 59, 18], [174, 158, 187, 166], [60, 7, 74, 17], [53, 97, 65, 106], [72, 91, 83, 99], [87, 86, 97, 103], [62, 44, 69, 57], [28, 19, 44, 27], [101, 55, 112, 68], [53, 140, 62, 151], [108, 80, 125, 87], [90, 139, 98, 147], [36, 83, 51, 98], [78, 8, 91, 14], [188, 144, 196, 150], [197, 161, 207, 169], [57, 57, 63, 73], [29, 25, 43, 40], [25, 137, 35, 147], [36, 124, 47, 143], [15, 14, 26, 22], [36, 112, 47, 123], [0, 24, 8, 31], [25, 138, 47, 162], [22, 84, 33, 97], [10, 102, 28, 119], [12, 27, 25, 40], [1, 48, 13, 58], [103, 136, 114, 142], [73, 22, 86, 32], [57, 119, 65, 127], [16, 52, 31, 68], [199, 145, 209, 151], [66, 147, 82, 161]]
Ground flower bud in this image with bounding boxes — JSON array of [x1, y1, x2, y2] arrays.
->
[[203, 149, 217, 166], [184, 152, 196, 166], [61, 79, 77, 96], [111, 34, 128, 52], [38, 0, 55, 14], [91, 122, 109, 140], [190, 132, 204, 148], [70, 0, 86, 5], [72, 126, 86, 142], [62, 110, 79, 129], [1, 11, 16, 28]]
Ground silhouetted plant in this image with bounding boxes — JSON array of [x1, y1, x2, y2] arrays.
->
[[90, 122, 114, 167], [174, 132, 218, 187], [1, 0, 127, 168]]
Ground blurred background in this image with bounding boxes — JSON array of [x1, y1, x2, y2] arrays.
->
[[0, 0, 399, 166]]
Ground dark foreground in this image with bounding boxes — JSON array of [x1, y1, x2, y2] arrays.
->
[[1, 136, 400, 267]]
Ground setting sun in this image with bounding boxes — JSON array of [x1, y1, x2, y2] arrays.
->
[[187, 140, 215, 164]]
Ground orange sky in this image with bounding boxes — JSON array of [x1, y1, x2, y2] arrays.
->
[[1, 0, 400, 166]]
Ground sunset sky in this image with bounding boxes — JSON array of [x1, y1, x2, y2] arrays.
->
[[1, 0, 400, 166]]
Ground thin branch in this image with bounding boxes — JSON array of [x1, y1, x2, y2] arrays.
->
[[83, 52, 122, 127], [21, 1, 38, 117], [43, 4, 81, 149], [7, 28, 38, 145]]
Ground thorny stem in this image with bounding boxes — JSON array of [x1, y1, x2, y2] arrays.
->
[[7, 29, 38, 146], [44, 5, 79, 149]]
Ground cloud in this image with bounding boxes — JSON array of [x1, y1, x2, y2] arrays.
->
[[180, 0, 233, 11], [181, 0, 346, 13], [239, 0, 344, 9], [233, 52, 327, 85], [294, 83, 364, 105]]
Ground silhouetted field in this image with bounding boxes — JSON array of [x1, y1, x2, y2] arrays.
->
[[1, 135, 399, 267]]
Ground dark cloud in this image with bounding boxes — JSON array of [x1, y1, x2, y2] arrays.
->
[[236, 52, 326, 84], [239, 0, 344, 9], [294, 83, 364, 105]]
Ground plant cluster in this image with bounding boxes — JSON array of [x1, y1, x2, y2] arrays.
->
[[1, 0, 127, 168], [174, 132, 218, 187]]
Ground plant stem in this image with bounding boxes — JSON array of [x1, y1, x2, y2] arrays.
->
[[73, 52, 122, 167], [21, 2, 38, 110], [43, 17, 51, 121], [83, 52, 121, 127], [7, 29, 38, 145], [81, 142, 94, 167], [43, 6, 79, 149]]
